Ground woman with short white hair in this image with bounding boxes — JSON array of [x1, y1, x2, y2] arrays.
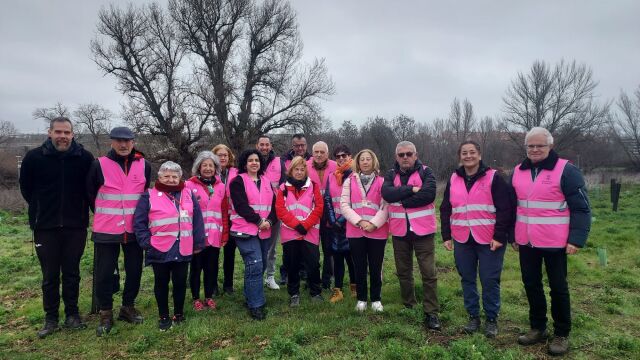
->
[[134, 161, 206, 331]]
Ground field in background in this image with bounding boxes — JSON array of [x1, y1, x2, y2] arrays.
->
[[0, 184, 639, 359]]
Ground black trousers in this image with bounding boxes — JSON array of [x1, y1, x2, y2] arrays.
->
[[320, 228, 334, 287], [349, 237, 386, 302], [34, 228, 87, 322], [190, 246, 220, 299], [222, 237, 237, 289], [519, 245, 571, 336], [283, 240, 321, 297], [333, 250, 355, 289], [94, 241, 143, 311], [151, 261, 189, 318]]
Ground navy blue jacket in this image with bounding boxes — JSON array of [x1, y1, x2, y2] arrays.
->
[[323, 169, 351, 252]]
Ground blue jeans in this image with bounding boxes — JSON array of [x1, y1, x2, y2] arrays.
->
[[453, 239, 505, 319], [234, 235, 273, 309]]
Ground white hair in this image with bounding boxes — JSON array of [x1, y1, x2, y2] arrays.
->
[[525, 127, 554, 145], [158, 161, 183, 177], [312, 141, 329, 152], [395, 141, 417, 154], [191, 151, 220, 177]]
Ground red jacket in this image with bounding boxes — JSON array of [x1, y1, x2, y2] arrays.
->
[[276, 180, 324, 240]]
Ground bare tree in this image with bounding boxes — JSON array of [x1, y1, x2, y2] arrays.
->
[[32, 102, 70, 128], [73, 104, 113, 156], [610, 86, 640, 169], [0, 120, 17, 147], [502, 59, 609, 150], [391, 114, 416, 141], [447, 98, 475, 141], [169, 0, 334, 154]]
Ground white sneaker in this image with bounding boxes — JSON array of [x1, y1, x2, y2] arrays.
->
[[371, 301, 383, 312], [265, 276, 280, 290], [355, 301, 367, 312]]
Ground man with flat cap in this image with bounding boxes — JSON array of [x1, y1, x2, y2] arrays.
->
[[86, 126, 152, 336]]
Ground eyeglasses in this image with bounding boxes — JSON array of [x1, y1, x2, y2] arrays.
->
[[335, 153, 350, 159], [526, 144, 549, 150], [293, 144, 306, 148], [397, 152, 414, 158]]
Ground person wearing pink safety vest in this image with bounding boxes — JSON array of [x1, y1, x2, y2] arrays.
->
[[324, 144, 357, 304], [511, 127, 591, 356], [341, 149, 389, 313], [229, 150, 277, 321], [381, 141, 441, 330], [134, 161, 206, 331], [439, 141, 514, 338], [213, 144, 239, 295], [256, 135, 286, 291], [307, 141, 338, 289], [275, 156, 324, 307], [185, 151, 230, 313], [86, 126, 151, 336]]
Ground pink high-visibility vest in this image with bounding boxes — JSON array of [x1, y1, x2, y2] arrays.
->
[[327, 173, 343, 217], [449, 169, 496, 244], [148, 187, 195, 255], [279, 181, 320, 245], [512, 159, 570, 248], [229, 173, 273, 239], [185, 177, 226, 248], [345, 174, 389, 240], [93, 157, 146, 235], [264, 156, 282, 190], [387, 169, 437, 237], [306, 159, 337, 196]]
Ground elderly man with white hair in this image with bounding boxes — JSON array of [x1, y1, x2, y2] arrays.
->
[[307, 141, 338, 289], [134, 161, 206, 331], [511, 127, 591, 356]]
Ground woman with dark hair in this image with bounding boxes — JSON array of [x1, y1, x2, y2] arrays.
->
[[213, 144, 239, 295], [185, 151, 229, 311], [229, 149, 277, 320], [439, 140, 513, 338]]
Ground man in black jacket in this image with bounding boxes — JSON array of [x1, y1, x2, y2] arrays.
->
[[381, 141, 441, 330], [86, 127, 151, 336], [19, 117, 94, 338]]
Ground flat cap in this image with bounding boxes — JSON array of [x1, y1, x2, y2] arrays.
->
[[109, 126, 135, 140]]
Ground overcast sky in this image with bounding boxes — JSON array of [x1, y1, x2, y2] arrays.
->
[[2, 0, 639, 134]]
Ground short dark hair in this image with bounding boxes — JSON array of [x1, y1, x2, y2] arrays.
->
[[49, 117, 73, 131], [291, 133, 306, 141], [257, 135, 271, 143], [237, 149, 265, 176], [333, 144, 351, 157], [457, 140, 481, 157]]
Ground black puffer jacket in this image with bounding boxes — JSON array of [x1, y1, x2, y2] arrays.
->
[[19, 138, 94, 230]]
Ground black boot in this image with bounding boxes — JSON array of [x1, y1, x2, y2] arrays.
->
[[63, 314, 87, 330], [424, 313, 442, 331], [463, 316, 481, 334], [37, 320, 60, 339], [249, 305, 266, 321], [96, 310, 114, 337], [485, 318, 498, 338]]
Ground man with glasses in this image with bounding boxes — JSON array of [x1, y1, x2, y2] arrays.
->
[[511, 127, 590, 356], [283, 134, 311, 169], [382, 141, 440, 330]]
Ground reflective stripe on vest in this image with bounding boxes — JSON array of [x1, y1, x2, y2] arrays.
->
[[229, 173, 274, 239], [512, 158, 570, 248], [328, 173, 344, 216], [280, 181, 320, 244], [449, 169, 497, 244], [93, 156, 146, 235], [345, 174, 389, 240], [185, 178, 226, 248], [148, 187, 195, 255], [387, 168, 437, 237]]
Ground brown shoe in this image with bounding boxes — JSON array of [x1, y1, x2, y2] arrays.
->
[[96, 310, 113, 337], [518, 328, 549, 345], [329, 288, 344, 303], [118, 305, 144, 324], [349, 283, 357, 298], [548, 336, 569, 356]]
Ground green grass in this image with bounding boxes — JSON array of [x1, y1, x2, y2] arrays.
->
[[1, 184, 639, 359]]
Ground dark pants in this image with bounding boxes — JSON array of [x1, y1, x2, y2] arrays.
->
[[453, 239, 505, 319], [333, 250, 355, 289], [222, 237, 237, 289], [283, 240, 321, 297], [190, 246, 220, 299], [349, 237, 386, 302], [320, 228, 334, 287], [392, 232, 439, 313], [151, 261, 189, 317], [34, 228, 87, 322], [519, 245, 571, 337], [94, 241, 143, 311]]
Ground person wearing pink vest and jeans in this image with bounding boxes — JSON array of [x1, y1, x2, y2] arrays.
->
[[275, 156, 324, 307], [229, 150, 277, 321], [134, 161, 206, 331], [440, 141, 514, 338], [86, 126, 151, 336], [341, 149, 389, 313], [382, 141, 440, 330], [511, 128, 591, 356]]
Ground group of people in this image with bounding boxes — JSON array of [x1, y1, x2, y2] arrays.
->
[[19, 117, 590, 356]]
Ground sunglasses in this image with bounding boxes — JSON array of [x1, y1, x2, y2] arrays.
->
[[397, 152, 414, 158], [335, 153, 350, 159]]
